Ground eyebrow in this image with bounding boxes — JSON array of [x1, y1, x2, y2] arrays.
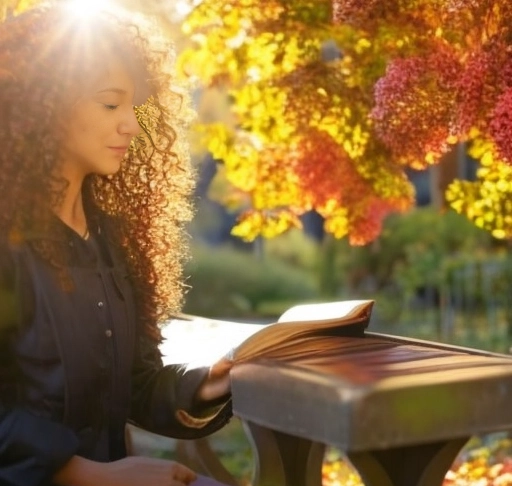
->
[[95, 87, 127, 95]]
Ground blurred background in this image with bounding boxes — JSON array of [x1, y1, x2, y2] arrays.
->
[[5, 1, 512, 484]]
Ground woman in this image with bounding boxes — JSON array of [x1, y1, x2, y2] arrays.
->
[[0, 3, 232, 485]]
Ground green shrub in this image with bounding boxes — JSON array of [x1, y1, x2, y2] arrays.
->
[[334, 207, 496, 296], [263, 228, 320, 272], [183, 244, 319, 318]]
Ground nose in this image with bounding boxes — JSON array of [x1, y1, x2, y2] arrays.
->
[[118, 106, 141, 137]]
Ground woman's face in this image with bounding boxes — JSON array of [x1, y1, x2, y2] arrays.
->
[[58, 58, 142, 180]]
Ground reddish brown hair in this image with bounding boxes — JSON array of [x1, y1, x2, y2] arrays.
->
[[0, 4, 195, 341]]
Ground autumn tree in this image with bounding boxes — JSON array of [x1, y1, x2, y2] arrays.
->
[[178, 0, 512, 244], [179, 0, 416, 245], [337, 0, 512, 240]]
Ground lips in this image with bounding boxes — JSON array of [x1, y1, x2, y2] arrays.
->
[[108, 146, 129, 155]]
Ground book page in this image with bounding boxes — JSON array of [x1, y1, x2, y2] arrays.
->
[[278, 300, 374, 323], [233, 299, 374, 363], [161, 315, 260, 365]]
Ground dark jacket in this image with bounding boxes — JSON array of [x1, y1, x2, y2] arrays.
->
[[0, 220, 231, 486]]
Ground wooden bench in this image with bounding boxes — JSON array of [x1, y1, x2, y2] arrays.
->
[[229, 332, 512, 486]]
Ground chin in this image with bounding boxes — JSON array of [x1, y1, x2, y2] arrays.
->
[[98, 160, 123, 176]]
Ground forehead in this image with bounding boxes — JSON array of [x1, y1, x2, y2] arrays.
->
[[86, 58, 149, 105], [91, 60, 134, 92]]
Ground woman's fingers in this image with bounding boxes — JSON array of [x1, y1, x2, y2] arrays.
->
[[210, 357, 233, 378], [100, 456, 198, 486], [196, 357, 233, 402], [170, 462, 197, 483]]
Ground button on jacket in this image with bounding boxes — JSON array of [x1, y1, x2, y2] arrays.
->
[[0, 219, 231, 486]]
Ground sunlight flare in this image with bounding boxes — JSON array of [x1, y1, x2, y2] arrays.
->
[[64, 0, 111, 19]]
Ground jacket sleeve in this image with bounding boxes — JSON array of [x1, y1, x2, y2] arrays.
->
[[0, 247, 80, 486], [129, 334, 232, 439], [0, 407, 80, 486]]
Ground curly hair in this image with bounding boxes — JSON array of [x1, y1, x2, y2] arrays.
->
[[0, 3, 195, 341]]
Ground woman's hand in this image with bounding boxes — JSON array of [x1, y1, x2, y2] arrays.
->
[[195, 356, 233, 402], [102, 456, 197, 486], [54, 455, 197, 486]]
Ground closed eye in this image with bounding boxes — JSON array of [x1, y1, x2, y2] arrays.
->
[[103, 104, 119, 111]]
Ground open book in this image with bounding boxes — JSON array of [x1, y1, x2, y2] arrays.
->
[[167, 299, 374, 365]]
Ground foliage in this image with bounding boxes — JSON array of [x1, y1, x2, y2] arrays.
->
[[447, 139, 512, 239], [0, 0, 37, 19], [177, 0, 512, 244], [179, 0, 415, 245], [260, 227, 320, 271], [182, 244, 319, 317], [334, 206, 496, 297], [342, 0, 512, 239]]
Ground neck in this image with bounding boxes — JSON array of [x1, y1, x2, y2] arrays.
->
[[54, 177, 88, 238]]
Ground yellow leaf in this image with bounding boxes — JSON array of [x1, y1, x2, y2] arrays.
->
[[492, 229, 507, 239], [425, 152, 438, 164], [231, 212, 263, 242], [481, 151, 495, 166]]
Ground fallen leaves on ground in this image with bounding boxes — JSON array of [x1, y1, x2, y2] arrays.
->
[[322, 436, 512, 486], [322, 458, 512, 486]]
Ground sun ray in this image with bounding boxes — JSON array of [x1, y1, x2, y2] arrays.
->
[[64, 0, 111, 19]]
